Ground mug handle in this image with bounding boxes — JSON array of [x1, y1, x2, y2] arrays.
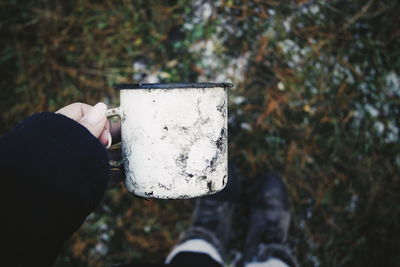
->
[[106, 107, 123, 168], [106, 107, 121, 118]]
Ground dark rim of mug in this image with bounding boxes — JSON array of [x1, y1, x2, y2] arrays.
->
[[115, 83, 233, 90]]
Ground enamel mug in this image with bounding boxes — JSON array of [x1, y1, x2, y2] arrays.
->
[[107, 83, 231, 199]]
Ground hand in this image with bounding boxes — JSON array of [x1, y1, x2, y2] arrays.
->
[[57, 102, 124, 186], [56, 102, 112, 147]]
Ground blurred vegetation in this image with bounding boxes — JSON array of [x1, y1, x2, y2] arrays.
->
[[1, 0, 400, 266]]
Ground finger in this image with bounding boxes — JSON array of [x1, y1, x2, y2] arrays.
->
[[110, 120, 121, 144], [99, 120, 112, 147], [105, 119, 110, 132], [56, 102, 93, 121], [79, 102, 107, 138], [99, 129, 112, 148]]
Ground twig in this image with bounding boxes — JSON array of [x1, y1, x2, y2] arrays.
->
[[340, 0, 375, 31]]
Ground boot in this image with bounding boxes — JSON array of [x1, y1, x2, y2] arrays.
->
[[178, 163, 241, 261], [242, 172, 298, 267]]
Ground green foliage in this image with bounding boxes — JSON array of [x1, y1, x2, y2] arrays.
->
[[1, 0, 400, 266]]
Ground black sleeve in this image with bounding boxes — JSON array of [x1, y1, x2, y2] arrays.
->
[[0, 112, 110, 266]]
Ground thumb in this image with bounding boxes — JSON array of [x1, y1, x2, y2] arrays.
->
[[79, 102, 107, 138]]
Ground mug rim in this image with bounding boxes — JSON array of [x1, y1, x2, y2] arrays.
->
[[116, 83, 233, 90]]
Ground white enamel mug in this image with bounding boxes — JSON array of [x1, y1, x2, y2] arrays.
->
[[107, 83, 231, 199]]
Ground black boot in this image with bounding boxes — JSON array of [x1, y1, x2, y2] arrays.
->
[[242, 172, 298, 267], [178, 163, 241, 262]]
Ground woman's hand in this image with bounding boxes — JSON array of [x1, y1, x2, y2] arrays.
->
[[56, 102, 112, 147], [57, 102, 124, 186]]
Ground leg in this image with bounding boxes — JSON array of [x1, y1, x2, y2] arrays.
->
[[246, 258, 289, 267], [242, 172, 298, 267], [165, 163, 241, 266]]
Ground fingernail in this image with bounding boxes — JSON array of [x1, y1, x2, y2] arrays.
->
[[106, 132, 112, 149], [82, 102, 107, 124]]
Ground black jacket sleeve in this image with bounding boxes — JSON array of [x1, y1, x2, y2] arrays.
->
[[0, 112, 110, 266]]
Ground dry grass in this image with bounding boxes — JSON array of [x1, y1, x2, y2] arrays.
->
[[1, 0, 400, 266]]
